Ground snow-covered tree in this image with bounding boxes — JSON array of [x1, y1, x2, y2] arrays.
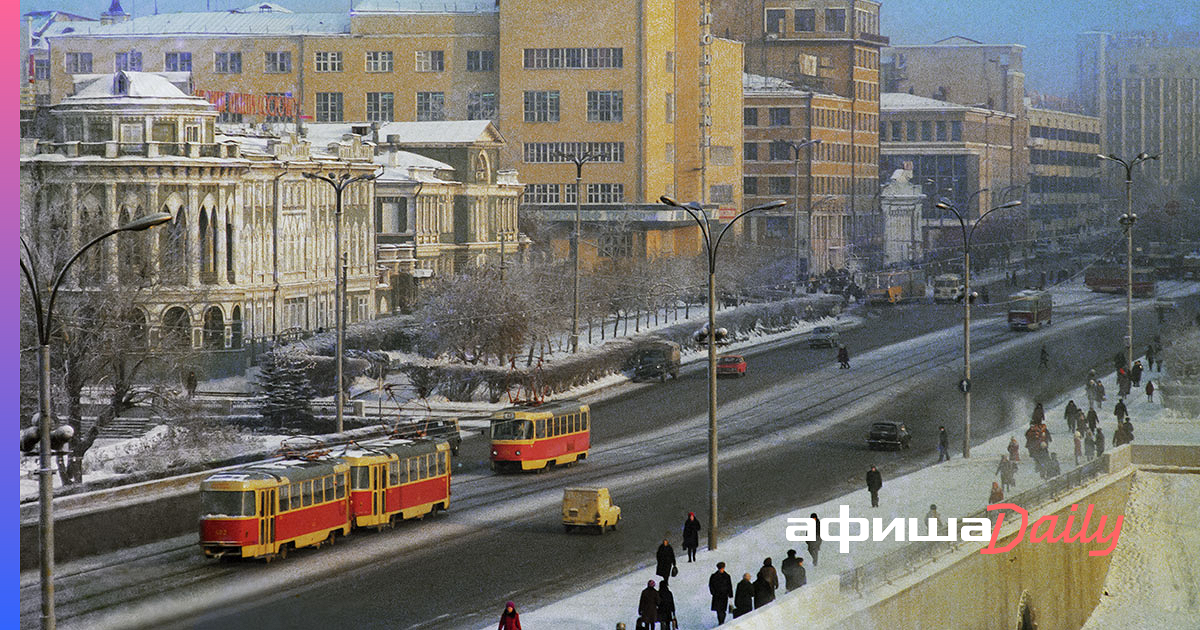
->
[[257, 349, 317, 428]]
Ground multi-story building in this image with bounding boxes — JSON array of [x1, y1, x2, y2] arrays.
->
[[20, 71, 379, 374], [21, 8, 99, 125], [1076, 30, 1200, 187], [1027, 106, 1103, 237], [712, 0, 884, 271], [45, 1, 746, 267]]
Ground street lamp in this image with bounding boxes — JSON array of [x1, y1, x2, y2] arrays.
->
[[303, 170, 380, 433], [660, 195, 786, 550], [555, 151, 600, 353], [775, 139, 821, 286], [934, 198, 1022, 459], [1098, 152, 1158, 375], [19, 211, 173, 630]]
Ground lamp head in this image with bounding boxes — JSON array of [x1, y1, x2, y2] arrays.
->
[[935, 202, 952, 211], [659, 195, 679, 207], [119, 212, 173, 232], [998, 200, 1023, 209], [752, 200, 787, 212]]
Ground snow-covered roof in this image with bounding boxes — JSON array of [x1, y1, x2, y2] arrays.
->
[[881, 92, 972, 111], [62, 72, 212, 108], [304, 120, 503, 147], [27, 13, 99, 51], [375, 150, 456, 184], [48, 10, 348, 37], [235, 2, 294, 13], [353, 0, 498, 13], [743, 73, 842, 99]]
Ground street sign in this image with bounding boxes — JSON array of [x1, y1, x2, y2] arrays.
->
[[958, 378, 971, 393]]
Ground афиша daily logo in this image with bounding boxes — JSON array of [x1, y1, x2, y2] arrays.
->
[[785, 503, 1123, 556]]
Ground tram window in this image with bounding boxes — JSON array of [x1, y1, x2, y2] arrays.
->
[[409, 457, 419, 482], [301, 481, 313, 507], [571, 414, 579, 432], [351, 466, 371, 490], [388, 461, 400, 486], [492, 419, 533, 440], [200, 490, 255, 517], [290, 483, 302, 510], [418, 456, 428, 479], [278, 484, 290, 512], [584, 414, 589, 430], [314, 479, 325, 503], [558, 417, 565, 435], [437, 453, 447, 476], [334, 473, 345, 499], [324, 476, 334, 500], [536, 419, 546, 439]]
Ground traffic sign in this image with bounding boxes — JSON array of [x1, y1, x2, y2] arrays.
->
[[958, 378, 971, 393]]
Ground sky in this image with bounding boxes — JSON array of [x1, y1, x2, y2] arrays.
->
[[17, 0, 1200, 96]]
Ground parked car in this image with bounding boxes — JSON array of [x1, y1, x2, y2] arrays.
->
[[716, 355, 747, 378], [808, 325, 840, 348], [866, 421, 911, 450], [562, 487, 621, 534]]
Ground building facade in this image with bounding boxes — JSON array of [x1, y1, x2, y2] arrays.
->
[[1027, 106, 1103, 237]]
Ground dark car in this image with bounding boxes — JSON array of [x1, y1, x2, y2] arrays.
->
[[867, 421, 911, 450]]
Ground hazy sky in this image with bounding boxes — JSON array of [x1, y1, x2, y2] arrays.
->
[[18, 0, 1199, 95]]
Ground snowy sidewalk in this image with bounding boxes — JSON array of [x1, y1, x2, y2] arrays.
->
[[488, 360, 1199, 630]]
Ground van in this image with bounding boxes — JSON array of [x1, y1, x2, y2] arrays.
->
[[633, 340, 681, 382], [562, 487, 621, 534]]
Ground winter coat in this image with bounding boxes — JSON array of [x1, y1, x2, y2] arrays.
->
[[1095, 428, 1106, 455], [497, 604, 522, 630], [938, 429, 949, 449], [837, 347, 849, 363], [682, 517, 701, 550], [781, 556, 805, 590], [1007, 440, 1021, 461], [1146, 381, 1155, 397], [655, 543, 676, 579], [806, 516, 822, 553], [1114, 400, 1127, 420], [733, 579, 754, 614], [757, 563, 779, 591], [1096, 381, 1106, 403], [709, 570, 733, 612], [656, 586, 675, 622], [866, 469, 883, 492], [1131, 363, 1143, 384], [989, 485, 1005, 504], [753, 574, 775, 607], [1064, 401, 1078, 423], [638, 586, 660, 623], [1084, 432, 1096, 457], [1074, 432, 1082, 456], [1086, 409, 1099, 432], [1031, 404, 1045, 425]]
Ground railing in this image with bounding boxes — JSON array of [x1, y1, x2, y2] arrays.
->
[[838, 456, 1107, 594]]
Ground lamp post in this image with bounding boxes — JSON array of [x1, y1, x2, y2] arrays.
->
[[303, 170, 380, 433], [1098, 152, 1158, 375], [555, 151, 599, 353], [934, 198, 1022, 458], [20, 211, 173, 630], [660, 195, 786, 550], [775, 139, 821, 287]]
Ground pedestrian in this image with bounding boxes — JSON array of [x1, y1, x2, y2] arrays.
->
[[1086, 408, 1099, 433], [1131, 360, 1143, 387], [806, 513, 821, 566], [753, 562, 776, 608], [1114, 398, 1127, 422], [837, 345, 850, 369], [1074, 430, 1082, 466], [682, 513, 701, 562], [1039, 346, 1050, 369], [655, 539, 677, 581], [1007, 437, 1021, 462], [708, 562, 733, 625], [1064, 400, 1079, 433], [656, 579, 676, 630], [1095, 427, 1106, 457], [996, 455, 1016, 492], [1145, 344, 1156, 371], [866, 466, 883, 507], [1118, 369, 1131, 398], [781, 550, 804, 592], [1045, 453, 1061, 478], [638, 581, 660, 630], [1084, 428, 1096, 460], [1031, 402, 1045, 426], [937, 425, 950, 463], [1154, 339, 1163, 372], [497, 601, 522, 630], [1086, 376, 1099, 410], [1095, 380, 1106, 408], [757, 558, 778, 594], [1146, 380, 1154, 402], [925, 504, 944, 535], [989, 481, 1004, 505], [732, 574, 754, 618], [185, 370, 198, 399]]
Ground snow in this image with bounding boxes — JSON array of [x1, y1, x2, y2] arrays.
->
[[882, 92, 1006, 114], [302, 120, 498, 148]]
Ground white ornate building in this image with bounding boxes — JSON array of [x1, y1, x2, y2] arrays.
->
[[880, 167, 926, 266]]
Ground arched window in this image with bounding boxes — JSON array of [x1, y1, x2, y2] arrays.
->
[[230, 305, 243, 349], [202, 306, 225, 349], [161, 306, 192, 349], [160, 199, 187, 284]]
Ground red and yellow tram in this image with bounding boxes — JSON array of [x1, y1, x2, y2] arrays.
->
[[1085, 266, 1156, 298], [342, 438, 451, 529], [199, 456, 350, 560], [490, 400, 590, 472]]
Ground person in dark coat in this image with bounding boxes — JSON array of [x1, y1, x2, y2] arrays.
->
[[1064, 400, 1079, 433], [866, 466, 883, 507], [1007, 437, 1021, 462], [682, 513, 701, 562], [185, 370, 198, 399], [1031, 402, 1045, 426], [655, 539, 676, 580], [1146, 380, 1154, 402], [638, 580, 660, 628], [1086, 408, 1099, 432], [732, 574, 754, 618], [1114, 398, 1127, 421], [937, 425, 950, 462], [497, 601, 522, 630], [656, 579, 675, 630], [806, 512, 822, 566], [1095, 427, 1106, 457], [1084, 428, 1096, 459], [781, 550, 807, 592], [708, 562, 733, 625], [752, 570, 774, 608], [837, 345, 850, 369], [996, 455, 1016, 492], [1131, 360, 1143, 387]]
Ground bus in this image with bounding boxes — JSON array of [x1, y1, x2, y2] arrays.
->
[[932, 273, 963, 303], [867, 270, 926, 304], [490, 400, 591, 473], [1008, 290, 1053, 330], [1084, 266, 1156, 298]]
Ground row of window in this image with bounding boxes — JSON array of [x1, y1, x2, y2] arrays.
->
[[522, 142, 625, 163], [766, 7, 847, 34], [523, 47, 623, 69], [277, 472, 346, 513], [881, 119, 965, 143], [522, 90, 624, 123], [1029, 175, 1101, 193], [534, 412, 589, 439], [523, 183, 625, 204], [744, 141, 878, 164], [1029, 125, 1100, 145], [745, 107, 872, 131], [61, 50, 496, 76], [309, 91, 497, 122], [744, 175, 868, 196], [1030, 149, 1100, 167]]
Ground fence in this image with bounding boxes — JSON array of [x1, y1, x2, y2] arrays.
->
[[838, 456, 1107, 594]]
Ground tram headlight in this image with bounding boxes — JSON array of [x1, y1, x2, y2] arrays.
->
[[491, 449, 498, 456], [515, 450, 521, 456]]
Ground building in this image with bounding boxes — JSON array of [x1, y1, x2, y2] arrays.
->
[[878, 167, 925, 265], [712, 0, 885, 271], [44, 1, 746, 266], [21, 8, 98, 127], [1027, 106, 1103, 237], [20, 71, 379, 374], [1076, 31, 1200, 187]]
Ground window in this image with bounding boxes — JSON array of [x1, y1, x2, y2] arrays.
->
[[599, 233, 633, 258], [315, 92, 343, 122], [365, 51, 393, 73], [466, 50, 494, 72], [665, 92, 674, 123], [770, 141, 791, 161], [165, 52, 191, 72], [710, 185, 734, 203], [523, 91, 560, 122], [315, 51, 342, 72], [366, 92, 393, 122], [766, 8, 786, 33], [825, 8, 846, 32], [523, 142, 624, 163], [744, 107, 758, 126], [115, 51, 142, 71], [665, 50, 674, 73], [65, 52, 92, 74], [768, 176, 792, 195], [587, 183, 624, 204], [525, 184, 560, 204], [906, 121, 918, 141], [416, 92, 445, 121], [467, 92, 497, 120], [215, 52, 241, 73], [522, 47, 623, 69], [890, 121, 902, 142], [587, 90, 623, 122], [769, 107, 791, 126], [744, 142, 758, 161], [265, 51, 292, 73], [744, 176, 758, 196], [936, 120, 947, 141], [921, 121, 933, 141], [265, 92, 290, 122], [415, 50, 444, 72], [951, 120, 963, 141], [32, 59, 49, 80], [795, 9, 815, 31]]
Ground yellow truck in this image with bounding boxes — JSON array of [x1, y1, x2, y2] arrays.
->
[[562, 487, 621, 534]]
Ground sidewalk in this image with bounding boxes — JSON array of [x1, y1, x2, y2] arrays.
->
[[487, 359, 1199, 630]]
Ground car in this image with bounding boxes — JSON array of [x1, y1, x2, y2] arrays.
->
[[866, 421, 911, 450], [562, 487, 621, 534], [716, 355, 747, 377], [808, 325, 840, 348]]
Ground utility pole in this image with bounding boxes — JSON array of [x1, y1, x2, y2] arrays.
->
[[556, 151, 598, 353]]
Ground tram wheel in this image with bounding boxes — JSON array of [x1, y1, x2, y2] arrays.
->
[[277, 544, 288, 561], [328, 531, 335, 547]]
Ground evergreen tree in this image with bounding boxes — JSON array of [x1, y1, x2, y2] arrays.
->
[[257, 349, 316, 428]]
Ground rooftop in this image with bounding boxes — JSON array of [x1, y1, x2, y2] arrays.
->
[[47, 9, 348, 37], [61, 71, 212, 108], [881, 92, 1013, 116], [743, 73, 842, 99], [352, 0, 498, 13], [303, 120, 503, 147]]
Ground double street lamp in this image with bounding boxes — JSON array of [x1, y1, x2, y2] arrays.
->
[[775, 139, 822, 285], [20, 211, 174, 630], [660, 195, 786, 551], [303, 170, 380, 433], [934, 198, 1022, 459], [555, 151, 600, 353], [1097, 152, 1158, 376]]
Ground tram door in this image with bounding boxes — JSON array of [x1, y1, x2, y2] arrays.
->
[[259, 488, 276, 552], [373, 463, 385, 518]]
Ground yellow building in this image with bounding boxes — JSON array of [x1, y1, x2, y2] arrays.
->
[[1027, 107, 1103, 237]]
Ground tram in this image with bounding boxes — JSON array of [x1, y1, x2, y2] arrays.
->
[[1007, 290, 1053, 330], [490, 400, 591, 472], [867, 269, 926, 304], [343, 438, 451, 529], [1084, 266, 1156, 298]]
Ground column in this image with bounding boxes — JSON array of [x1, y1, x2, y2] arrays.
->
[[187, 184, 200, 287], [215, 197, 228, 285], [105, 183, 119, 283], [67, 182, 81, 287], [147, 183, 160, 283]]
